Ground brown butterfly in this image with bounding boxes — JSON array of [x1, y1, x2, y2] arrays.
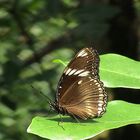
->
[[51, 47, 107, 120]]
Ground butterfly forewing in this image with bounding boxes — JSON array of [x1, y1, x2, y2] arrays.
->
[[57, 48, 99, 100], [64, 48, 99, 76], [55, 47, 107, 119]]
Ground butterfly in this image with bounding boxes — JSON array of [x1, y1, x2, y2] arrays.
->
[[51, 47, 107, 120]]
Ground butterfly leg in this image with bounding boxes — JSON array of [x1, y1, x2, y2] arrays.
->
[[71, 114, 81, 123], [71, 114, 86, 126], [58, 114, 65, 130]]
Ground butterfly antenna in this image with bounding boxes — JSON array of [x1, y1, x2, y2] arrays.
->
[[31, 85, 52, 104]]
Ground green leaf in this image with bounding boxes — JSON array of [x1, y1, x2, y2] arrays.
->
[[100, 54, 140, 89], [27, 101, 140, 140]]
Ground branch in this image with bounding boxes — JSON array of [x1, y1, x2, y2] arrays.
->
[[23, 33, 73, 67]]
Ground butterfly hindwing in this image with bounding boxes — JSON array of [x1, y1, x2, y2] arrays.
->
[[58, 76, 107, 119]]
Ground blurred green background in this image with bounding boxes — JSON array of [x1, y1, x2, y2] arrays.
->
[[0, 0, 140, 140]]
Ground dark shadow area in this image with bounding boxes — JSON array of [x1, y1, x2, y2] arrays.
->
[[48, 116, 99, 124]]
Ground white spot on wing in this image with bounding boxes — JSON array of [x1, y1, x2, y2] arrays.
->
[[94, 80, 97, 83], [78, 71, 90, 77], [95, 83, 99, 85], [99, 96, 104, 100], [99, 94, 104, 97], [77, 50, 88, 57], [98, 110, 102, 115], [68, 69, 77, 75], [77, 50, 85, 57], [65, 68, 72, 75], [74, 69, 84, 75], [99, 90, 103, 93], [81, 52, 88, 57], [98, 88, 102, 91], [98, 100, 104, 104], [98, 107, 103, 111], [78, 80, 82, 85], [98, 103, 103, 107]]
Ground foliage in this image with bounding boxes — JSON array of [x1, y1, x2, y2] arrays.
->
[[28, 54, 140, 139], [0, 0, 139, 140], [100, 54, 140, 88], [27, 101, 140, 140]]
